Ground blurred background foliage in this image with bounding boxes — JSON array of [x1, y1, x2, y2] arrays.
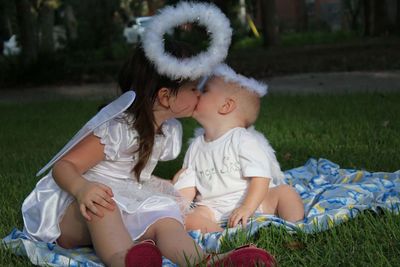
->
[[1, 0, 399, 88]]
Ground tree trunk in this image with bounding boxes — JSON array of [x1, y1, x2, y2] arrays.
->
[[100, 0, 120, 59], [397, 0, 400, 34], [64, 4, 77, 42], [298, 0, 308, 32], [0, 1, 9, 40], [212, 0, 237, 19], [344, 0, 362, 32], [371, 0, 386, 35], [239, 0, 246, 25], [363, 0, 371, 36], [39, 2, 55, 53], [15, 0, 37, 65], [146, 0, 156, 15], [260, 0, 278, 47]]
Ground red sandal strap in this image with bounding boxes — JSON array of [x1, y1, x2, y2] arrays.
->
[[139, 239, 156, 246], [196, 252, 218, 267], [233, 243, 256, 251]]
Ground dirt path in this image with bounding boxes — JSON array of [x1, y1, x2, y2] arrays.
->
[[1, 71, 400, 103], [0, 83, 120, 103]]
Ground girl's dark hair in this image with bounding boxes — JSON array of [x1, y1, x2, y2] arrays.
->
[[118, 40, 192, 180]]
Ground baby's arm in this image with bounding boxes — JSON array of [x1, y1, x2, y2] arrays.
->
[[172, 168, 196, 202], [228, 177, 270, 228], [52, 134, 115, 221], [178, 187, 196, 202]]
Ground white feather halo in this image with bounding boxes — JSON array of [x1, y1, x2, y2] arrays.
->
[[213, 64, 268, 97], [142, 2, 232, 80]]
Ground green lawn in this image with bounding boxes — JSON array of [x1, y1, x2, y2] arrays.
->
[[1, 93, 399, 266]]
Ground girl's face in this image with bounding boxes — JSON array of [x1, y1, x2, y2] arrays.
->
[[168, 80, 201, 118]]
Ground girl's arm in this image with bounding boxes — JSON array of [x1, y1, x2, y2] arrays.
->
[[228, 177, 270, 228], [52, 134, 115, 221]]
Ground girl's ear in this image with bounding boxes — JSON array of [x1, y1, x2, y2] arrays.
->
[[218, 98, 236, 114], [157, 88, 171, 108]]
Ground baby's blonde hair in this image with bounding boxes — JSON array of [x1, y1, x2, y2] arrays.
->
[[233, 87, 260, 127], [219, 78, 261, 127]]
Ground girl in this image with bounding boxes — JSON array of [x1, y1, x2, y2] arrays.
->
[[21, 42, 275, 267]]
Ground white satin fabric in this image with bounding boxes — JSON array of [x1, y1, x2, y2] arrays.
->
[[36, 91, 136, 177], [22, 115, 188, 243]]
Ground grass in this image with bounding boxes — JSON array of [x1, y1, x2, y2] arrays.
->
[[1, 93, 400, 266]]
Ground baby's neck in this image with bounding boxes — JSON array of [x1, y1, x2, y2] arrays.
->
[[202, 121, 245, 142]]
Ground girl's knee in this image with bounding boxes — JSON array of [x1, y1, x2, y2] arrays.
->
[[157, 217, 183, 227], [86, 203, 121, 224], [146, 217, 184, 238]]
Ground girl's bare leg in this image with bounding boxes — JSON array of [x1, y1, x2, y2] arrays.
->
[[139, 218, 205, 265], [261, 184, 304, 222], [86, 206, 134, 267], [58, 203, 231, 266], [58, 201, 208, 265], [185, 205, 223, 233], [58, 201, 134, 267], [58, 201, 91, 248], [139, 217, 238, 266]]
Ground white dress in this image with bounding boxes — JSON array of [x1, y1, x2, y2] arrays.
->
[[22, 114, 188, 243]]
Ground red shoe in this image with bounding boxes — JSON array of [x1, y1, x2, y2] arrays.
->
[[204, 244, 276, 267], [125, 239, 162, 267]]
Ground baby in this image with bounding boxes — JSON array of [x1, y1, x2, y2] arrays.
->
[[173, 64, 304, 233]]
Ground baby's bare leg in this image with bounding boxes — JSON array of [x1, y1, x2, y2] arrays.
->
[[185, 205, 223, 233], [261, 184, 304, 222], [179, 186, 196, 202]]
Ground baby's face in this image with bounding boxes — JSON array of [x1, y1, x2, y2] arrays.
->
[[193, 76, 230, 121]]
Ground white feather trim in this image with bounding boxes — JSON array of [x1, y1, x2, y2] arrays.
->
[[212, 64, 268, 97], [247, 126, 285, 183], [143, 2, 232, 80]]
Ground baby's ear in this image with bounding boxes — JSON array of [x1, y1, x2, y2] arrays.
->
[[218, 98, 236, 114], [157, 87, 171, 108]]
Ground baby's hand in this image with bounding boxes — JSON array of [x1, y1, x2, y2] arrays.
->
[[75, 181, 115, 221], [171, 168, 187, 184], [228, 205, 254, 228]]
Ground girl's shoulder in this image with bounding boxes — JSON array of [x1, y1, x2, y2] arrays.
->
[[162, 118, 182, 129], [94, 113, 139, 144], [103, 113, 137, 132], [161, 118, 182, 136]]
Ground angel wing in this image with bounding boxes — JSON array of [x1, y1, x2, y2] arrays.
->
[[36, 91, 136, 177], [247, 126, 285, 184]]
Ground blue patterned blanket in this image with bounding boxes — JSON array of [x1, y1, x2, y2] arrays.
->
[[2, 158, 399, 266]]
